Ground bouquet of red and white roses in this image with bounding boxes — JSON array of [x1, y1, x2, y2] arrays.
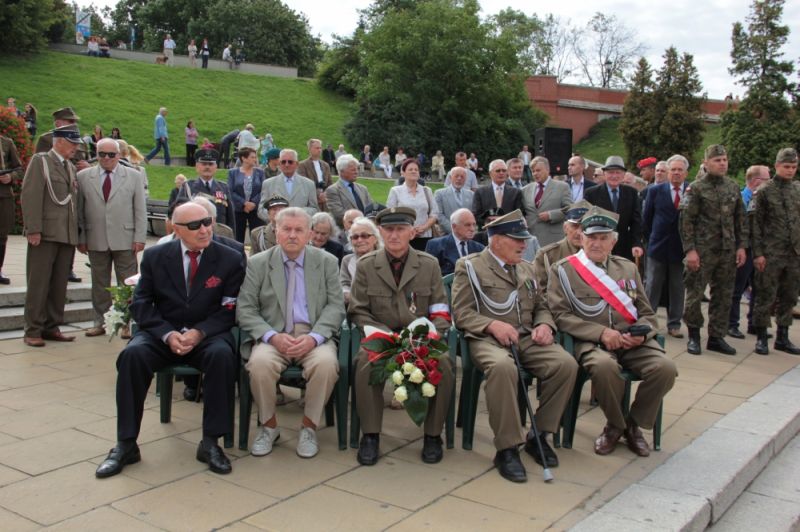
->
[[362, 317, 448, 426]]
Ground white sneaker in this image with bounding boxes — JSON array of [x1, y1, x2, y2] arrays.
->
[[251, 426, 280, 456], [296, 426, 318, 458]]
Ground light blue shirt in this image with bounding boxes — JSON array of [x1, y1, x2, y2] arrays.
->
[[154, 114, 168, 139]]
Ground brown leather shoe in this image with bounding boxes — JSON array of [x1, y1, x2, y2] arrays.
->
[[668, 328, 684, 338], [84, 327, 106, 337], [23, 336, 46, 347], [594, 425, 624, 455], [42, 330, 76, 342], [120, 325, 131, 340], [624, 422, 651, 457]]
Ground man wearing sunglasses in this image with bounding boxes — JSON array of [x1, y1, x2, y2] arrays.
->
[[76, 138, 147, 337], [97, 202, 246, 479], [179, 148, 236, 235], [259, 148, 319, 217]]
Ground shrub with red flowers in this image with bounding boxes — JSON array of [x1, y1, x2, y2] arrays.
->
[[0, 106, 34, 234], [362, 317, 448, 426]]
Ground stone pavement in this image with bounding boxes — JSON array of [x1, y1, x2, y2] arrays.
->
[[0, 234, 798, 531]]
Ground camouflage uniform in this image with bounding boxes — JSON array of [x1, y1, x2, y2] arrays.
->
[[680, 164, 745, 338]]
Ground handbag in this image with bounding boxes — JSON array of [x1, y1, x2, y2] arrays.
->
[[423, 186, 444, 237]]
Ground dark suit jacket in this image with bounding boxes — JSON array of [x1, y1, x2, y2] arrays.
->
[[181, 178, 237, 232], [227, 167, 265, 212], [321, 239, 345, 266], [642, 182, 688, 264], [425, 234, 485, 276], [472, 183, 524, 222], [132, 240, 246, 343], [584, 184, 643, 260]]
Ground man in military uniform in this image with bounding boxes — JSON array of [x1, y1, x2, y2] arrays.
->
[[680, 145, 746, 355], [548, 206, 677, 457], [0, 135, 23, 284], [452, 210, 577, 483], [348, 207, 454, 466], [751, 148, 800, 355], [250, 194, 289, 254], [532, 200, 592, 296], [20, 125, 82, 347], [178, 149, 236, 235]]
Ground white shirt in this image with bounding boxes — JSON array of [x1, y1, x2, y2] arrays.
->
[[313, 160, 323, 182], [452, 235, 469, 257], [569, 176, 585, 202], [164, 39, 176, 50]]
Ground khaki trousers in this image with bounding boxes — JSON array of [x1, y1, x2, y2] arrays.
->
[[24, 241, 74, 337], [88, 249, 138, 326], [469, 336, 577, 450], [354, 348, 454, 437], [581, 341, 676, 431], [245, 324, 339, 427]]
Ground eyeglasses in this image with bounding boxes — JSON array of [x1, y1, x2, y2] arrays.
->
[[350, 233, 375, 240], [97, 151, 118, 158], [280, 160, 297, 165], [174, 217, 213, 230]]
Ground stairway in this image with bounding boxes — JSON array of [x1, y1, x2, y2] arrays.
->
[[0, 284, 94, 334]]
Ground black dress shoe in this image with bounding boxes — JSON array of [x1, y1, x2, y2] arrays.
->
[[494, 447, 527, 483], [0, 274, 9, 285], [196, 441, 232, 474], [524, 433, 558, 467], [183, 386, 198, 401], [421, 435, 443, 464], [68, 271, 82, 283], [96, 442, 141, 478], [707, 336, 736, 355], [687, 328, 701, 355], [357, 433, 380, 466], [727, 327, 745, 339]]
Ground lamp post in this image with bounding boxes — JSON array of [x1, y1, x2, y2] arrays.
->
[[603, 60, 612, 88]]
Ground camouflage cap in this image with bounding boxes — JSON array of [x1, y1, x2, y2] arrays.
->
[[375, 206, 416, 226], [775, 148, 798, 164], [704, 144, 727, 160], [565, 199, 593, 223], [485, 209, 532, 240], [52, 107, 79, 121], [580, 205, 619, 235]]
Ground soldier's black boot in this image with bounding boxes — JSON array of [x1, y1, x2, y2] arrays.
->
[[687, 327, 701, 355], [755, 327, 769, 355], [774, 326, 800, 355], [707, 336, 736, 356]]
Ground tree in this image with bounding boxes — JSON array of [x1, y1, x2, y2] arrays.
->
[[317, 28, 367, 98], [620, 58, 657, 164], [721, 0, 797, 174], [0, 0, 61, 53], [342, 0, 547, 161], [572, 13, 645, 88]]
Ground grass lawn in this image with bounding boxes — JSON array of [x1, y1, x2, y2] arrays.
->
[[2, 51, 353, 154]]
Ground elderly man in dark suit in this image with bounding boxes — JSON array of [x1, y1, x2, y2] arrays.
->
[[179, 148, 237, 235], [425, 208, 484, 275], [472, 159, 523, 227], [95, 202, 246, 479], [584, 156, 644, 261], [642, 154, 690, 338]]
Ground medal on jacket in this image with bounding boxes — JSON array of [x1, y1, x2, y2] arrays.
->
[[524, 279, 534, 299], [215, 190, 224, 204], [627, 279, 637, 300], [408, 291, 417, 314]]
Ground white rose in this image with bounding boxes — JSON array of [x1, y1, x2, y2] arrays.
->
[[402, 362, 415, 375], [409, 368, 424, 384], [391, 370, 404, 385], [421, 382, 436, 397], [394, 386, 408, 403]]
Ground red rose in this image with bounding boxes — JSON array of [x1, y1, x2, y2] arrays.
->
[[415, 345, 429, 357], [414, 358, 427, 370], [428, 369, 442, 386], [426, 358, 438, 371]]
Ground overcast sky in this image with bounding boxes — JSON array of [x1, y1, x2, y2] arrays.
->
[[85, 0, 800, 99]]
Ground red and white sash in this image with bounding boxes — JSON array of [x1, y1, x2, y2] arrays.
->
[[566, 250, 638, 324]]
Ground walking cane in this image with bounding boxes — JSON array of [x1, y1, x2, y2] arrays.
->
[[510, 344, 554, 482]]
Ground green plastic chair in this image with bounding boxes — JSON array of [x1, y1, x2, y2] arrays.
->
[[559, 333, 665, 451], [238, 322, 350, 451]]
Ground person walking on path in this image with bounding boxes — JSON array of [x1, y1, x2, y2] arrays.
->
[[145, 107, 170, 166]]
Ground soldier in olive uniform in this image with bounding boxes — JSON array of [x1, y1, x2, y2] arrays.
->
[[532, 200, 592, 296], [0, 135, 23, 284], [348, 207, 454, 466], [751, 148, 800, 355], [680, 145, 746, 355], [548, 206, 677, 457], [20, 125, 82, 347], [250, 194, 288, 254], [452, 210, 577, 483]]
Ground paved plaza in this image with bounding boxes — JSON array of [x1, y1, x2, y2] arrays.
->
[[0, 235, 798, 531]]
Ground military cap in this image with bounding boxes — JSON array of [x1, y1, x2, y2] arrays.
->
[[565, 199, 593, 223], [485, 209, 532, 240], [636, 157, 657, 169], [52, 107, 79, 121], [52, 124, 82, 144], [480, 207, 505, 223], [704, 144, 727, 160], [775, 148, 798, 164], [263, 194, 289, 210], [602, 155, 626, 171], [195, 148, 219, 163], [581, 206, 619, 235], [266, 148, 281, 161], [375, 206, 416, 226], [363, 202, 387, 219]]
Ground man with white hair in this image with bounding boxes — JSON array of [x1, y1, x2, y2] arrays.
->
[[325, 154, 374, 228], [472, 159, 523, 225], [144, 107, 170, 166], [522, 156, 572, 247], [260, 148, 319, 216], [434, 166, 474, 234], [424, 208, 484, 275]]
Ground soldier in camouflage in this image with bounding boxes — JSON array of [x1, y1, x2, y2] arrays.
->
[[680, 144, 746, 355], [751, 148, 800, 355]]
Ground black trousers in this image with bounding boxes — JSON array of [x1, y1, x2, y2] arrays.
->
[[116, 331, 236, 441], [186, 144, 197, 166], [234, 210, 265, 244]]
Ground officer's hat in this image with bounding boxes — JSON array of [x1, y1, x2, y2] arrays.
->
[[485, 209, 532, 240], [363, 203, 387, 220], [581, 206, 619, 234], [52, 124, 82, 144], [263, 194, 289, 210], [375, 206, 416, 226], [704, 144, 727, 160], [775, 148, 798, 164], [565, 200, 593, 224], [195, 148, 219, 163], [52, 107, 79, 121], [480, 207, 505, 224], [265, 148, 281, 161]]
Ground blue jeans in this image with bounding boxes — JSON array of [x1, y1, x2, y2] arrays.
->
[[146, 137, 171, 165]]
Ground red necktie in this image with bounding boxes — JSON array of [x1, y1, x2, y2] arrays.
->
[[673, 185, 681, 209], [534, 183, 544, 208], [103, 171, 112, 202], [187, 251, 200, 287]]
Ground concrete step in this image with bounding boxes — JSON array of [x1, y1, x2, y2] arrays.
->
[[0, 283, 92, 308], [0, 301, 95, 332]]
